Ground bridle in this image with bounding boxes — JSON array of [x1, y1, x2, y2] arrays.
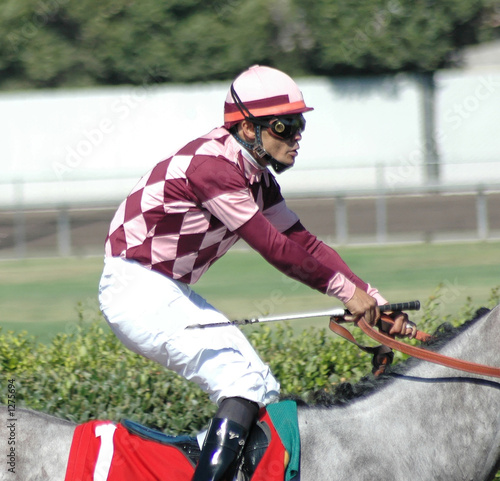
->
[[329, 313, 500, 378]]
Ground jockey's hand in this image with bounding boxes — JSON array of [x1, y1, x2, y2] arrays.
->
[[384, 311, 415, 339], [344, 287, 379, 326]]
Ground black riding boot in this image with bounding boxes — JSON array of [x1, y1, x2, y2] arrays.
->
[[192, 397, 258, 481]]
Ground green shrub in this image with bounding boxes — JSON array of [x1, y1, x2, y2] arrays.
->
[[0, 287, 498, 437], [0, 319, 214, 434]]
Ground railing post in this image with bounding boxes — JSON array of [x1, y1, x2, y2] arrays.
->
[[57, 207, 71, 256], [13, 180, 26, 258], [14, 211, 27, 258], [476, 187, 488, 240], [335, 195, 347, 245], [376, 194, 387, 243]]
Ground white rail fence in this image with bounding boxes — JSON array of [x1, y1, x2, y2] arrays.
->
[[1, 179, 499, 259]]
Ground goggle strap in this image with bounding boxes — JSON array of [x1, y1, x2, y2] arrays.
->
[[231, 84, 304, 140], [230, 84, 260, 123]]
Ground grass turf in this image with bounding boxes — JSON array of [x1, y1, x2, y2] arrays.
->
[[0, 241, 499, 342]]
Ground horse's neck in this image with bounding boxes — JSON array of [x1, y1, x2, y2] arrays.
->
[[298, 306, 500, 481], [413, 305, 499, 377]]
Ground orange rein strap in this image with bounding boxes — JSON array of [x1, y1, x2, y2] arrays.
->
[[353, 315, 500, 379], [328, 318, 395, 376]]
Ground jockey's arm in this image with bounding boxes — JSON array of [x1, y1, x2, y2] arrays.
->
[[236, 212, 382, 325]]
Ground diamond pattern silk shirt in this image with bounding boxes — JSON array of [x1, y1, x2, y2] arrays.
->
[[105, 127, 378, 303]]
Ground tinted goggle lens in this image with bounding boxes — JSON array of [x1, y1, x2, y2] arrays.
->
[[268, 115, 306, 139]]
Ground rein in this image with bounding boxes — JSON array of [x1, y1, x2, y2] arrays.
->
[[329, 314, 500, 378]]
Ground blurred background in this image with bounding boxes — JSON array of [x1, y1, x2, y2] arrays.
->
[[2, 4, 500, 458], [0, 0, 500, 257]]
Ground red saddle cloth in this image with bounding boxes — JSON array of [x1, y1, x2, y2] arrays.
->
[[64, 410, 286, 481]]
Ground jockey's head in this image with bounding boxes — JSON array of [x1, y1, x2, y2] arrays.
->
[[224, 65, 313, 173]]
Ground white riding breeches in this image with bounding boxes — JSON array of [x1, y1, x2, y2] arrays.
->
[[98, 257, 280, 406]]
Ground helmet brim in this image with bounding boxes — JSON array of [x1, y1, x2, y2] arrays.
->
[[224, 103, 313, 129]]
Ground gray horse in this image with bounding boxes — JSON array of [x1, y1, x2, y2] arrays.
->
[[2, 306, 499, 481]]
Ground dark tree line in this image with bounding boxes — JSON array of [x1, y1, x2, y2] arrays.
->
[[0, 0, 498, 90]]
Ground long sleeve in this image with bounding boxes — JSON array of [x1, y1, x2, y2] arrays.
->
[[236, 213, 385, 303], [283, 221, 388, 304]]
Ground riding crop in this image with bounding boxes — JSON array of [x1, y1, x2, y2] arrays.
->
[[188, 300, 500, 378], [186, 300, 421, 329]]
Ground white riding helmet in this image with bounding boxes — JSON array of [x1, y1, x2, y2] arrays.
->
[[224, 65, 313, 173], [224, 65, 313, 128]]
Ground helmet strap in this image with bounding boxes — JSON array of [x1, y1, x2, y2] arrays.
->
[[229, 84, 292, 174], [230, 124, 291, 174], [253, 125, 291, 174]]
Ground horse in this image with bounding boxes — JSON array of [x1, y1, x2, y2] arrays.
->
[[2, 305, 499, 481]]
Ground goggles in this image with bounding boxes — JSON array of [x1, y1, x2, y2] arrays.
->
[[263, 114, 306, 140], [229, 84, 306, 140]]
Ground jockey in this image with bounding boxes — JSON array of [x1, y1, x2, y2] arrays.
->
[[99, 65, 411, 481]]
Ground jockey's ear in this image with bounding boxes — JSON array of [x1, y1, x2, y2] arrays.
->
[[238, 120, 256, 142]]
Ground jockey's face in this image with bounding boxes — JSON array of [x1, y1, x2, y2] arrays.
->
[[260, 125, 302, 169], [238, 119, 302, 169]]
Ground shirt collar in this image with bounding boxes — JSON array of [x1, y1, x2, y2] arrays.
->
[[238, 143, 271, 187]]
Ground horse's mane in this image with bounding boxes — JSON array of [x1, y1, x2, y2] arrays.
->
[[292, 307, 491, 408]]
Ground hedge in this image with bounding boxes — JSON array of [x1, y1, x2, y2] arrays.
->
[[0, 0, 497, 89], [1, 285, 498, 436]]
